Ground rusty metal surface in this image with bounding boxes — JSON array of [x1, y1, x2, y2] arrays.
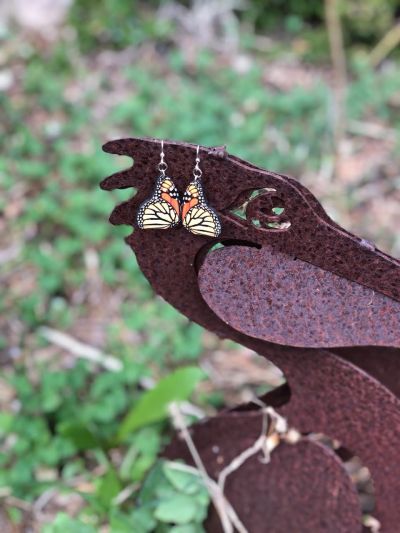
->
[[199, 245, 400, 348], [166, 413, 362, 533], [101, 137, 400, 532], [334, 347, 400, 398]]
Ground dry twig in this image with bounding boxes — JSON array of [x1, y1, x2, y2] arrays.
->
[[38, 327, 123, 371], [169, 401, 297, 533], [169, 402, 247, 533], [324, 0, 347, 176], [369, 23, 400, 68]]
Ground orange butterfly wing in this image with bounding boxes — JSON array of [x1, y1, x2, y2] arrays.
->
[[181, 197, 199, 220], [182, 181, 221, 237], [137, 176, 180, 229], [161, 191, 180, 216]]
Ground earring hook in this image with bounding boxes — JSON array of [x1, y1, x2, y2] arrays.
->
[[158, 139, 168, 176], [193, 144, 202, 180]]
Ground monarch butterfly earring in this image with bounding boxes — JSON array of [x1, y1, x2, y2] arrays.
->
[[181, 145, 222, 237], [136, 140, 181, 230]]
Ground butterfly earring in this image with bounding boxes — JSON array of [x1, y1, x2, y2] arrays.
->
[[137, 140, 181, 230], [181, 145, 221, 237], [137, 141, 221, 237]]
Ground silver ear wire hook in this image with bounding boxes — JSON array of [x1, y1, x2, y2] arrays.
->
[[193, 144, 202, 180], [158, 139, 168, 176]]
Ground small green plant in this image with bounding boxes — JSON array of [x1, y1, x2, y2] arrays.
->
[[0, 361, 205, 529], [130, 460, 210, 533]]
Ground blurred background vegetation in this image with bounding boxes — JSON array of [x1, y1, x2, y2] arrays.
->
[[1, 0, 399, 531]]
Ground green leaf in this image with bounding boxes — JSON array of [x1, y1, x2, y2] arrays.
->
[[170, 526, 205, 533], [57, 421, 99, 451], [7, 506, 23, 526], [130, 506, 156, 533], [154, 493, 198, 524], [0, 413, 14, 436], [109, 510, 137, 533], [119, 428, 161, 482], [163, 462, 201, 495], [138, 460, 166, 504], [117, 367, 204, 441], [42, 513, 97, 533], [96, 468, 122, 509]]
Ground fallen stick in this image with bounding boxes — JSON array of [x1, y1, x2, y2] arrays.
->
[[38, 327, 123, 372]]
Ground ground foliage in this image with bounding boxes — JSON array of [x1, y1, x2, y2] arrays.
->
[[1, 0, 400, 530]]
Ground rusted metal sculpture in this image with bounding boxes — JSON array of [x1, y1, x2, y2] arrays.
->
[[101, 137, 400, 533]]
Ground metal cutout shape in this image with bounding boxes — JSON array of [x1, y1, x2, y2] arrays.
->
[[101, 137, 400, 532]]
